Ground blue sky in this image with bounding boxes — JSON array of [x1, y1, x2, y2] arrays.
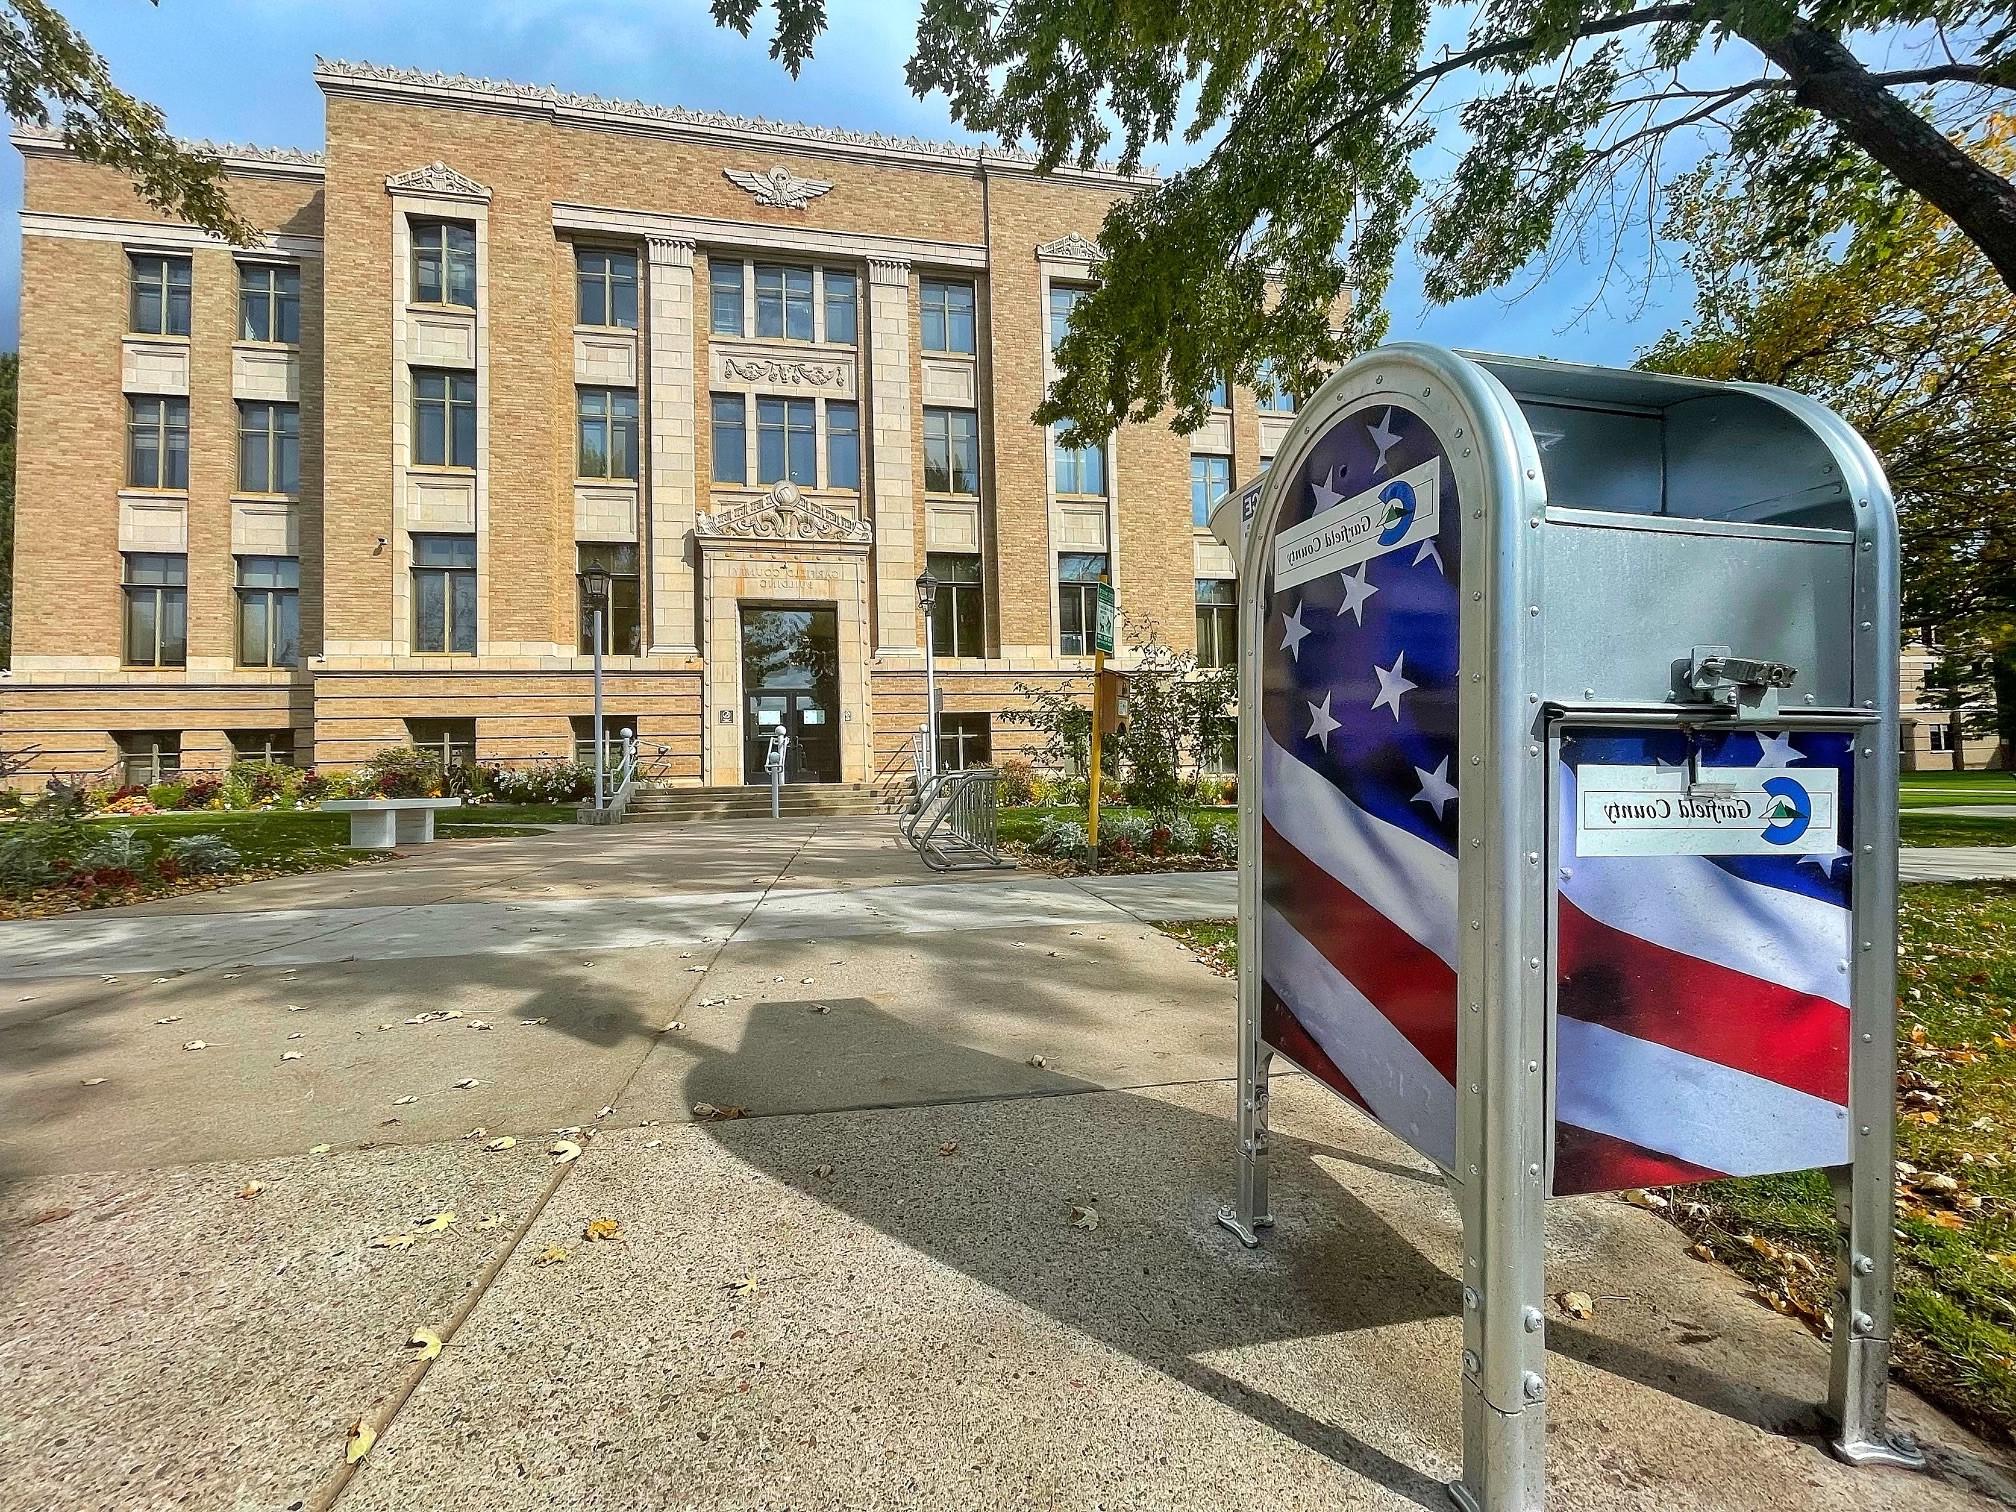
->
[[0, 0, 1700, 358]]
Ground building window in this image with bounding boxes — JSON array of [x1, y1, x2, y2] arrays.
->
[[920, 279, 976, 354], [820, 399, 858, 489], [407, 719, 475, 768], [1054, 428, 1106, 497], [413, 369, 476, 468], [1191, 454, 1232, 527], [823, 270, 857, 344], [1195, 578, 1236, 669], [230, 729, 296, 766], [923, 407, 979, 495], [1930, 721, 1956, 754], [411, 220, 476, 308], [1257, 359, 1296, 413], [577, 388, 639, 480], [938, 712, 992, 772], [1058, 552, 1109, 656], [571, 713, 638, 767], [576, 247, 638, 329], [577, 542, 642, 656], [238, 401, 300, 495], [411, 534, 476, 654], [238, 263, 300, 344], [710, 259, 744, 336], [1048, 284, 1087, 352], [1207, 373, 1230, 409], [926, 552, 983, 658], [755, 264, 815, 341], [236, 555, 300, 668], [712, 393, 747, 484], [122, 553, 188, 667], [127, 396, 189, 490], [115, 732, 181, 786], [1203, 717, 1237, 774], [129, 253, 191, 337], [757, 396, 816, 485]]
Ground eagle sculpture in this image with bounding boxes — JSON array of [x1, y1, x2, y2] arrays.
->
[[723, 167, 835, 211]]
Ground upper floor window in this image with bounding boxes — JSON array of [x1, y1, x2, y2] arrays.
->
[[411, 533, 476, 654], [1054, 427, 1106, 497], [1195, 578, 1237, 669], [238, 263, 300, 344], [577, 542, 642, 656], [921, 279, 976, 354], [1047, 285, 1087, 353], [756, 396, 817, 486], [826, 400, 860, 490], [926, 551, 984, 658], [122, 552, 187, 667], [1191, 454, 1231, 527], [128, 396, 189, 490], [577, 388, 639, 480], [236, 555, 300, 668], [130, 253, 191, 337], [1207, 373, 1230, 409], [755, 264, 815, 341], [823, 270, 858, 344], [711, 393, 747, 484], [923, 407, 979, 495], [576, 247, 638, 329], [411, 220, 475, 308], [710, 259, 744, 336], [1257, 359, 1296, 413], [413, 370, 476, 468], [238, 401, 300, 496]]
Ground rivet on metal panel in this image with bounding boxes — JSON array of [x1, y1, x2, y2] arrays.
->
[[1863, 700, 1875, 709], [1470, 1165, 1480, 1177], [1559, 868, 1572, 880], [1860, 1125, 1872, 1136], [1528, 744, 1541, 756], [1528, 1163, 1541, 1178], [1529, 517, 1541, 528], [1471, 920, 1482, 931], [1522, 1307, 1543, 1333], [1470, 1003, 1481, 1014], [1581, 689, 1594, 699], [1527, 959, 1540, 971], [1471, 838, 1482, 849], [1863, 1033, 1874, 1044], [1527, 852, 1539, 864], [1862, 941, 1873, 951], [1862, 844, 1874, 853], [1422, 387, 1432, 397], [1856, 497, 1867, 507], [1471, 755, 1482, 766], [1860, 622, 1872, 631], [1464, 450, 1473, 459], [1528, 693, 1539, 703], [1853, 1255, 1875, 1276], [1454, 428, 1464, 438], [1463, 1287, 1479, 1310], [1528, 605, 1540, 616], [1862, 747, 1874, 757], [1523, 1371, 1545, 1401], [1853, 1313, 1875, 1336], [1861, 541, 1873, 551], [1470, 1083, 1481, 1094], [1463, 1350, 1481, 1374], [1804, 694, 1816, 705], [1472, 592, 1483, 602], [1527, 1060, 1539, 1073], [1526, 468, 1538, 480]]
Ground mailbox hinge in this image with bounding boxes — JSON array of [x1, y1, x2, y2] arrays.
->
[[1680, 645, 1798, 720]]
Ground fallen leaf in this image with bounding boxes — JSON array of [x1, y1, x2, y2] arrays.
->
[[453, 1078, 480, 1090], [285, 1004, 305, 1011], [286, 1032, 304, 1040], [1025, 1055, 1047, 1069], [1069, 1203, 1100, 1230], [346, 1419, 376, 1464], [183, 1040, 208, 1051], [80, 1077, 108, 1087], [414, 1211, 456, 1233], [28, 1206, 73, 1225], [368, 1233, 415, 1251], [281, 1051, 304, 1061], [468, 1020, 492, 1031], [1622, 1189, 1669, 1212], [393, 1095, 417, 1106], [691, 1103, 746, 1122], [1688, 1242, 1715, 1262], [153, 1016, 181, 1025], [596, 1105, 614, 1119], [583, 1217, 623, 1242], [310, 1144, 332, 1155], [1916, 1173, 1962, 1196], [1556, 1290, 1595, 1319], [532, 1244, 569, 1266], [238, 1182, 265, 1199], [1741, 1234, 1781, 1262], [810, 1163, 835, 1178], [443, 1011, 463, 1020], [938, 1140, 959, 1157], [549, 1140, 583, 1164], [661, 1021, 685, 1032], [520, 1017, 549, 1026], [407, 1326, 443, 1359], [484, 1137, 516, 1151], [726, 1274, 758, 1298]]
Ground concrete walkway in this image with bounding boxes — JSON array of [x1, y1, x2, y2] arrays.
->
[[2, 818, 2011, 1510]]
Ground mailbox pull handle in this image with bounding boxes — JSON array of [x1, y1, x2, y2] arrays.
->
[[1680, 645, 1799, 718]]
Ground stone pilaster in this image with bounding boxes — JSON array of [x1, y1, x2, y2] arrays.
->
[[646, 235, 699, 655], [867, 256, 919, 655]]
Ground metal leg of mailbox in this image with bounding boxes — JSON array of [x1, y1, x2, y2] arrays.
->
[[1218, 1027, 1274, 1247], [1826, 1162, 1920, 1467]]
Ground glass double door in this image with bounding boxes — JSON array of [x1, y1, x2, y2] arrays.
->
[[741, 605, 841, 785]]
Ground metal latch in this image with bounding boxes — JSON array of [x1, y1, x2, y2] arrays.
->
[[1679, 645, 1798, 719]]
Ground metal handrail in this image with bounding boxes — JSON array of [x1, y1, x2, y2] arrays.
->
[[906, 767, 1010, 871], [580, 728, 639, 825]]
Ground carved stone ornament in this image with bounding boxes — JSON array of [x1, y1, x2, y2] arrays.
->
[[724, 166, 835, 211], [719, 355, 848, 389], [384, 162, 492, 202], [1035, 231, 1102, 262], [697, 481, 872, 545]]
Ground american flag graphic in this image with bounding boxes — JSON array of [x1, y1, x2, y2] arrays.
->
[[1260, 401, 1463, 1173], [1258, 402, 1854, 1193], [1552, 727, 1853, 1195]]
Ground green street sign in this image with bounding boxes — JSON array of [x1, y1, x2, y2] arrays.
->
[[1094, 582, 1117, 655]]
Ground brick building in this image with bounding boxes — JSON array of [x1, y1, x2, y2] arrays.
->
[[2, 60, 1298, 792]]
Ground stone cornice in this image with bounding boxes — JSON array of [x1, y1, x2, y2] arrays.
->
[[13, 123, 324, 181], [314, 58, 1155, 186], [697, 482, 873, 547]]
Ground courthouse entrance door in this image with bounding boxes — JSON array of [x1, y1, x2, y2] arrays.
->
[[740, 605, 842, 784]]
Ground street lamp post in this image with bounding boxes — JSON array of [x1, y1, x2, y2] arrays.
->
[[915, 571, 940, 779], [583, 565, 612, 810]]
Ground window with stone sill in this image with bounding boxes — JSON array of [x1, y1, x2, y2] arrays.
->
[[937, 712, 992, 772], [1057, 552, 1109, 657], [921, 279, 976, 355], [576, 246, 638, 329], [756, 396, 817, 487], [577, 542, 642, 657], [129, 253, 191, 338], [411, 534, 476, 655], [238, 262, 300, 344], [123, 553, 187, 668], [1048, 284, 1088, 353], [1190, 454, 1231, 528], [755, 263, 815, 341], [236, 556, 300, 669], [926, 552, 984, 658], [712, 393, 748, 484], [1256, 359, 1297, 413], [1195, 578, 1237, 669], [238, 401, 300, 496], [710, 260, 745, 337], [128, 395, 189, 490], [924, 407, 979, 495], [826, 401, 860, 490], [577, 387, 639, 481], [413, 369, 476, 468], [1207, 373, 1230, 409], [1053, 426, 1105, 497], [115, 731, 182, 786], [411, 220, 476, 309]]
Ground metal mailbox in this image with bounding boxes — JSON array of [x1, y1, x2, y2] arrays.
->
[[1210, 344, 1914, 1509]]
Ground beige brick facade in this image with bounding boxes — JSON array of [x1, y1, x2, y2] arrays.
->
[[3, 62, 1274, 790]]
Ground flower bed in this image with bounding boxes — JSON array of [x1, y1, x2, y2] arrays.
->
[[1004, 807, 1238, 876]]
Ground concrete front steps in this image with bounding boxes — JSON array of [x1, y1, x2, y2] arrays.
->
[[623, 782, 892, 823]]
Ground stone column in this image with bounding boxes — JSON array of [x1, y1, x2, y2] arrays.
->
[[646, 236, 699, 655], [867, 257, 919, 656]]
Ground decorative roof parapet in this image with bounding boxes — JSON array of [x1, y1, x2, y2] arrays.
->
[[697, 481, 874, 546], [13, 122, 324, 177], [385, 161, 492, 202], [313, 58, 1154, 184]]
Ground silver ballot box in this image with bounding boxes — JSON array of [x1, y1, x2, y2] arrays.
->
[[1211, 345, 1915, 1509]]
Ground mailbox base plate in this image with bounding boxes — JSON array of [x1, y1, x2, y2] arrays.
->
[[1828, 1432, 1926, 1472], [1214, 1206, 1272, 1249]]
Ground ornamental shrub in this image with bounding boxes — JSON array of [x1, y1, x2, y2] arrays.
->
[[1030, 817, 1092, 861], [164, 834, 243, 875], [148, 780, 189, 810], [182, 776, 224, 809], [0, 797, 89, 896], [364, 747, 447, 799], [996, 756, 1037, 807], [78, 828, 152, 873]]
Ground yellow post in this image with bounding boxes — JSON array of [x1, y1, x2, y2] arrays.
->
[[1088, 647, 1105, 852]]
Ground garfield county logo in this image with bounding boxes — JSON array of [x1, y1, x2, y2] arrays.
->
[[1759, 776, 1813, 846], [1377, 479, 1416, 544]]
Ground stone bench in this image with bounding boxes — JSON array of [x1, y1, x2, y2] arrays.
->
[[320, 797, 464, 850]]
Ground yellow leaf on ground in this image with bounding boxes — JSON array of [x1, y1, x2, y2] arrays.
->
[[583, 1217, 623, 1242], [346, 1419, 376, 1463], [1688, 1242, 1716, 1262], [1557, 1290, 1595, 1319], [407, 1326, 443, 1359], [1742, 1234, 1780, 1262], [309, 1144, 332, 1155], [414, 1211, 456, 1233], [548, 1140, 582, 1164], [533, 1244, 570, 1266], [1069, 1203, 1100, 1231], [484, 1137, 516, 1151], [237, 1182, 265, 1199], [368, 1233, 415, 1251], [726, 1273, 758, 1297]]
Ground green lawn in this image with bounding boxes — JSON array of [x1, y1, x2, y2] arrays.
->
[[447, 802, 580, 825], [1154, 884, 2016, 1441], [1900, 770, 2016, 810], [996, 803, 1236, 847], [1900, 813, 2016, 848], [83, 809, 359, 870]]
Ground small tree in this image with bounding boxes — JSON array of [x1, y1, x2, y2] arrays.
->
[[1000, 676, 1093, 776]]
